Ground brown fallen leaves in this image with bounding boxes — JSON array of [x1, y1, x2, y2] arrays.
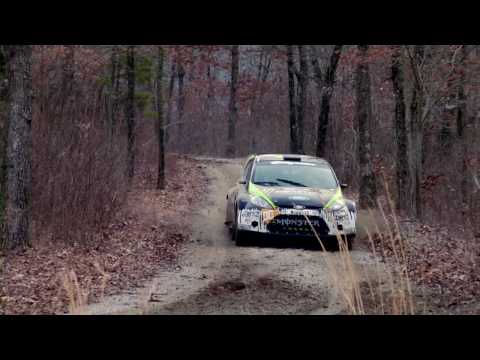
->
[[371, 221, 480, 314], [0, 155, 209, 315]]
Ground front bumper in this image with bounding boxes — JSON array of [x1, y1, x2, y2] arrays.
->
[[237, 207, 356, 238]]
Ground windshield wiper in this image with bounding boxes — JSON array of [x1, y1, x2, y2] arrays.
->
[[253, 181, 280, 187], [276, 178, 307, 187]]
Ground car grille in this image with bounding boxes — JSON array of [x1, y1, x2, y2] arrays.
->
[[266, 215, 330, 237]]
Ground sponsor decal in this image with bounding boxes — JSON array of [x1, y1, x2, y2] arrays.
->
[[262, 208, 281, 224], [239, 209, 261, 226]]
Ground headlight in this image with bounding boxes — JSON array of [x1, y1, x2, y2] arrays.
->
[[330, 203, 344, 212], [250, 196, 272, 209], [332, 206, 349, 222]]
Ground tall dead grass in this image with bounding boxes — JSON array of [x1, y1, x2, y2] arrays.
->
[[61, 262, 111, 315], [309, 176, 416, 315]]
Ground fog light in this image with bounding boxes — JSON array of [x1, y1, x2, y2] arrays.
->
[[251, 221, 259, 228]]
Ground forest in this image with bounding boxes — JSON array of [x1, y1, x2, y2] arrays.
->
[[0, 45, 479, 315]]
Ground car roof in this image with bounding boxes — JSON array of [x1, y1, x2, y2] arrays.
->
[[249, 154, 331, 166]]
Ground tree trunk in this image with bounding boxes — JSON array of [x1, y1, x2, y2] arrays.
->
[[205, 63, 215, 155], [296, 45, 308, 155], [355, 45, 377, 210], [440, 74, 455, 154], [0, 46, 7, 231], [61, 45, 75, 113], [226, 45, 239, 158], [410, 45, 425, 219], [125, 45, 136, 181], [287, 46, 299, 154], [312, 45, 343, 158], [391, 45, 410, 213], [457, 45, 468, 208], [156, 46, 166, 190], [250, 48, 272, 153], [3, 45, 33, 250], [176, 60, 186, 151], [107, 45, 121, 139], [165, 60, 177, 144], [0, 46, 6, 95]]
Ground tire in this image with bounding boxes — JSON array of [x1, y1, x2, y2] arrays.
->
[[234, 228, 248, 247], [232, 206, 247, 246], [231, 206, 238, 242], [347, 235, 355, 251], [322, 236, 354, 252]]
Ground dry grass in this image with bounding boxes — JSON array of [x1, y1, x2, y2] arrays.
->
[[308, 177, 416, 315], [61, 262, 111, 315]]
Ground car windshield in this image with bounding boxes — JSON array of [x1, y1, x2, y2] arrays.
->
[[252, 162, 339, 189]]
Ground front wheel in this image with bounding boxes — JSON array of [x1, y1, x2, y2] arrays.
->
[[336, 235, 355, 251], [234, 228, 248, 247], [232, 206, 247, 246], [347, 235, 355, 251], [322, 235, 355, 252]]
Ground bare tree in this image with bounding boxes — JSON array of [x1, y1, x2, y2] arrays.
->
[[165, 59, 177, 144], [176, 56, 186, 150], [355, 45, 377, 209], [287, 45, 299, 154], [0, 46, 6, 97], [3, 45, 33, 250], [125, 45, 136, 181], [457, 45, 468, 207], [61, 45, 75, 113], [408, 45, 426, 218], [391, 45, 410, 212], [107, 45, 121, 139], [250, 46, 272, 152], [0, 45, 7, 231], [311, 45, 343, 158], [296, 45, 308, 155], [156, 46, 166, 190], [226, 45, 239, 158]]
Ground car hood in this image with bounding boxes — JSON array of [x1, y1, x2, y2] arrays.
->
[[254, 186, 339, 209]]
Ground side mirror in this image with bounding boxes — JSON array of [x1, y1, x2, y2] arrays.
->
[[341, 183, 348, 190]]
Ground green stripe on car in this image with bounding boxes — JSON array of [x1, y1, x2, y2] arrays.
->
[[248, 182, 277, 209], [324, 187, 345, 210]]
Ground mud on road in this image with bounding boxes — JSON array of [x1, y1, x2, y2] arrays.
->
[[83, 158, 380, 315]]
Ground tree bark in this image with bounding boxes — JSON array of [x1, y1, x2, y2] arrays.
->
[[61, 45, 75, 113], [355, 45, 377, 210], [0, 46, 6, 95], [165, 59, 177, 144], [176, 59, 186, 150], [287, 45, 299, 154], [3, 45, 33, 250], [156, 46, 166, 190], [0, 46, 7, 232], [226, 45, 239, 158], [250, 48, 272, 152], [457, 45, 468, 207], [410, 45, 425, 219], [125, 45, 136, 181], [296, 45, 308, 155], [312, 45, 343, 158], [107, 45, 121, 139], [391, 45, 410, 212]]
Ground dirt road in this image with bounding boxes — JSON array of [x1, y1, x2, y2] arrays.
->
[[83, 158, 379, 315]]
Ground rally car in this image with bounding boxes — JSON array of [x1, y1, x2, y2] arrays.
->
[[225, 154, 357, 250]]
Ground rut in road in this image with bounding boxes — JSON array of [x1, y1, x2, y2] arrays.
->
[[83, 158, 381, 315]]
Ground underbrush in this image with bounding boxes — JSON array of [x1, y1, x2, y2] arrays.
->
[[31, 47, 129, 246], [309, 181, 416, 315]]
